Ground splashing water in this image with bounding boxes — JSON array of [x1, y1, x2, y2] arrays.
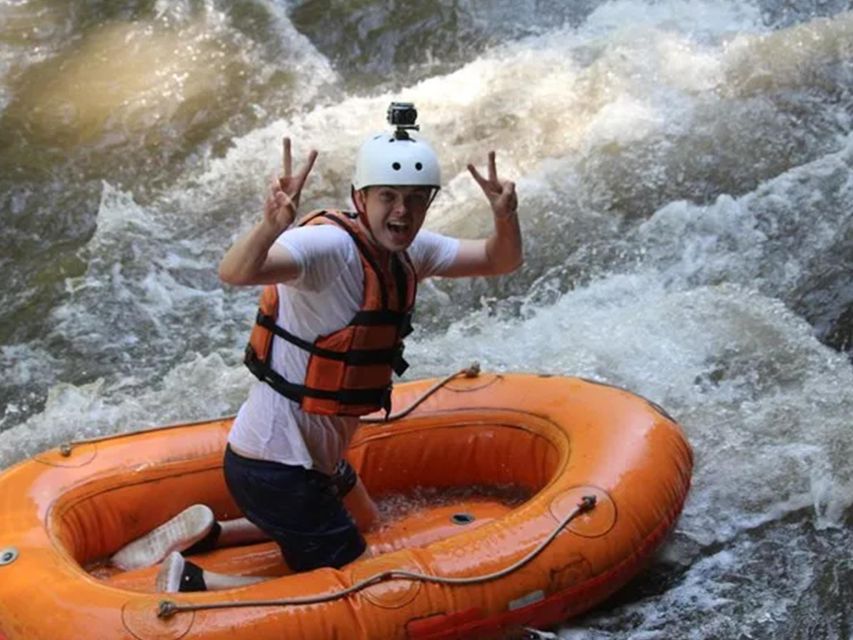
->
[[1, 0, 852, 636]]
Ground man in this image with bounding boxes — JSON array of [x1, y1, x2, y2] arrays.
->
[[115, 104, 522, 592]]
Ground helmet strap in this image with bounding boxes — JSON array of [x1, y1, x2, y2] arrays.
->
[[351, 186, 382, 248], [427, 187, 440, 207]]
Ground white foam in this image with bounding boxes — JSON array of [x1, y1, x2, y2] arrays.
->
[[582, 0, 763, 40], [410, 276, 853, 536], [635, 133, 853, 297], [0, 352, 249, 470], [165, 0, 848, 252]]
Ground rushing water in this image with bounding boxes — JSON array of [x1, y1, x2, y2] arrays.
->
[[1, 0, 852, 637]]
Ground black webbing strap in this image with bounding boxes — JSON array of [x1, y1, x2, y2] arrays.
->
[[349, 309, 410, 326], [400, 314, 414, 338], [393, 348, 409, 376], [245, 348, 389, 406], [256, 313, 400, 366], [391, 253, 409, 315], [395, 250, 417, 338]]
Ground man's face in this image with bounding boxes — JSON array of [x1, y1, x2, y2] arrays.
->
[[355, 185, 433, 252]]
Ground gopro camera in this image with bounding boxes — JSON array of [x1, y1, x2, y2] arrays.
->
[[387, 101, 419, 139]]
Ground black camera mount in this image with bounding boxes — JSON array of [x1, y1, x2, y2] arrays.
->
[[387, 101, 419, 140]]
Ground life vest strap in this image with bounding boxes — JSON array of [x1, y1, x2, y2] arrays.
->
[[243, 209, 415, 417], [245, 347, 390, 406], [350, 309, 411, 327], [257, 313, 403, 366]]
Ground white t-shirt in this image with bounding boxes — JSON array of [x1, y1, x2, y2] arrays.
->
[[228, 222, 460, 475]]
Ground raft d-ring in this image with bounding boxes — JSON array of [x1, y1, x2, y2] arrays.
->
[[122, 598, 195, 640], [0, 547, 19, 566], [549, 486, 616, 538]]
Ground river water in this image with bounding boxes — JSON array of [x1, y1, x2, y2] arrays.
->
[[1, 1, 852, 637]]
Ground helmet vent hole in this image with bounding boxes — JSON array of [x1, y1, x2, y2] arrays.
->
[[415, 162, 423, 170], [392, 162, 401, 171]]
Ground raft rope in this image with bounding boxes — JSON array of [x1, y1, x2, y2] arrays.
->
[[157, 494, 597, 620], [360, 361, 481, 423], [55, 363, 482, 456]]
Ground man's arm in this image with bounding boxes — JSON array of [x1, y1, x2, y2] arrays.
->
[[437, 214, 522, 278], [218, 218, 301, 285], [219, 137, 317, 286], [436, 151, 523, 278]]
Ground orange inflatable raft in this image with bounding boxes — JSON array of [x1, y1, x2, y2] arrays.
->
[[0, 372, 692, 639]]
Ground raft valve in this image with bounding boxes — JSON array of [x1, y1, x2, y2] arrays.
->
[[0, 547, 19, 566]]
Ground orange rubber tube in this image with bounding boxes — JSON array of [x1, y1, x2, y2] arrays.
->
[[0, 373, 692, 639]]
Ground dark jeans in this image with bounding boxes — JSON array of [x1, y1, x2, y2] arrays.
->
[[223, 444, 366, 572]]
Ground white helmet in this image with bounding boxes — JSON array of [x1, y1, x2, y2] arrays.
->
[[352, 131, 441, 191]]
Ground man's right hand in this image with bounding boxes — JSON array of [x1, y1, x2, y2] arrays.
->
[[263, 137, 318, 232], [219, 137, 317, 286]]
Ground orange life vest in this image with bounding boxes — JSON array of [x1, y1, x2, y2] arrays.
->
[[244, 210, 417, 417]]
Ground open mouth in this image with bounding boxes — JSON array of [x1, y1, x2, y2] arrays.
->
[[387, 220, 411, 237]]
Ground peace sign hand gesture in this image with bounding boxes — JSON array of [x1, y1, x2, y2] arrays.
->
[[264, 137, 318, 232], [467, 151, 518, 219]]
